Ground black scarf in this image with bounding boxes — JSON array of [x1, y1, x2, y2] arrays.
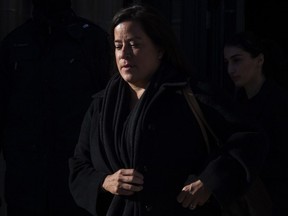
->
[[98, 63, 186, 215]]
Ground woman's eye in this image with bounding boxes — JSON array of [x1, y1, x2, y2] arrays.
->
[[114, 44, 122, 50], [232, 58, 241, 63], [130, 42, 139, 48]]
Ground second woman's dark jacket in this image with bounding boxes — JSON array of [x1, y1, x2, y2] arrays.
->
[[234, 80, 288, 215], [69, 64, 267, 216]]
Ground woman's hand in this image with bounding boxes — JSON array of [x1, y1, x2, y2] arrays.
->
[[177, 179, 211, 210], [102, 169, 144, 196]]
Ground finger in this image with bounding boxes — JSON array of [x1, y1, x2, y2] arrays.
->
[[177, 190, 187, 203], [178, 187, 197, 208], [119, 169, 144, 179], [118, 169, 144, 184], [177, 192, 192, 207], [189, 204, 196, 210], [177, 185, 190, 203], [116, 188, 135, 196], [119, 182, 143, 192], [131, 170, 144, 179], [182, 193, 194, 208], [119, 175, 144, 185], [128, 183, 143, 192]]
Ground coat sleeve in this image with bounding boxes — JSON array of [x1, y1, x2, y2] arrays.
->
[[199, 131, 268, 206], [69, 99, 111, 216], [187, 85, 270, 206], [191, 95, 269, 207]]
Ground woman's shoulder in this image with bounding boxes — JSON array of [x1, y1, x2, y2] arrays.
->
[[262, 80, 288, 106], [88, 90, 105, 113], [92, 89, 105, 100], [190, 80, 235, 117]]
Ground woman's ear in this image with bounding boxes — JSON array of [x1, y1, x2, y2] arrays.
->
[[158, 49, 164, 60], [258, 53, 264, 66]]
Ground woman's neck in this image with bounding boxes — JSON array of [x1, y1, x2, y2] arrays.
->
[[129, 86, 146, 110], [244, 74, 266, 99]]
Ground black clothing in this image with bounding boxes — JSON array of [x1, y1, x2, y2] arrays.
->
[[69, 64, 267, 216], [234, 80, 288, 215], [32, 0, 72, 18], [0, 8, 110, 216]]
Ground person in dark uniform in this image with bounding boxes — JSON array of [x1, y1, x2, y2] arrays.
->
[[0, 0, 111, 215], [224, 31, 288, 216]]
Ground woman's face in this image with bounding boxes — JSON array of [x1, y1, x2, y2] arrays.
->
[[114, 21, 162, 89], [224, 46, 263, 88]]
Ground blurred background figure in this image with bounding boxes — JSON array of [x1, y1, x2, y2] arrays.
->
[[224, 31, 288, 216], [0, 0, 111, 215]]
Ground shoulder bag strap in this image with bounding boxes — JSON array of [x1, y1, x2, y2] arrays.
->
[[182, 85, 221, 153]]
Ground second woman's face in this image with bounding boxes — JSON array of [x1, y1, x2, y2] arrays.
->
[[114, 21, 162, 88], [224, 46, 263, 88]]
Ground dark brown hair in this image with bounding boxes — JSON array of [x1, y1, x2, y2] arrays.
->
[[111, 4, 187, 75]]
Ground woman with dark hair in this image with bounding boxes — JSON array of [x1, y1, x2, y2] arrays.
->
[[224, 31, 288, 216], [69, 5, 267, 216]]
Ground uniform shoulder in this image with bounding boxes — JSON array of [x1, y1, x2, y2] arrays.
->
[[1, 19, 34, 42], [74, 16, 108, 35], [67, 16, 108, 41]]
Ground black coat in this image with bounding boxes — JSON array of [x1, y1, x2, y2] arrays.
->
[[234, 80, 288, 215], [69, 65, 267, 216], [0, 10, 110, 213]]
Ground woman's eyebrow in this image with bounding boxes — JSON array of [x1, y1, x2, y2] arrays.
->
[[230, 53, 242, 58]]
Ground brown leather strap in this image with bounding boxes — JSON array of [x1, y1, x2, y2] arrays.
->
[[182, 85, 220, 153]]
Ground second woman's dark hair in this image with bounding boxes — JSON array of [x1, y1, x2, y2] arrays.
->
[[224, 32, 264, 58], [225, 31, 286, 77]]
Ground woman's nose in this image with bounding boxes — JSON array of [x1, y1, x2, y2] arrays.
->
[[227, 63, 234, 74], [121, 45, 132, 59]]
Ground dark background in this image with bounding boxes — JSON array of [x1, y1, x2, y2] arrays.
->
[[0, 0, 287, 88], [1, 0, 287, 215]]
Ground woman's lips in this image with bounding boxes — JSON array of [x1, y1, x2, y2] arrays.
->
[[121, 64, 135, 70], [231, 75, 241, 81]]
